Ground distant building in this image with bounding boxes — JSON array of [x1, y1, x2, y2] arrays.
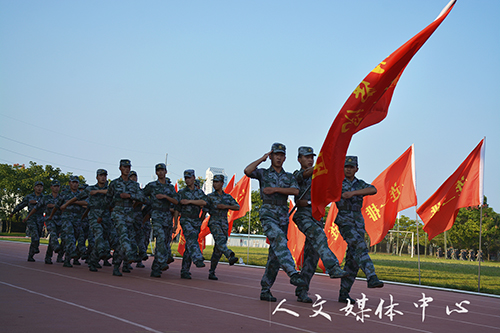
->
[[203, 167, 228, 194]]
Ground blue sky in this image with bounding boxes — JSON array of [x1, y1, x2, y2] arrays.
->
[[1, 0, 499, 215]]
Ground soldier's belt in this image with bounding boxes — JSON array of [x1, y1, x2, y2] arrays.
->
[[181, 213, 201, 218], [152, 206, 170, 212], [114, 201, 134, 207], [262, 199, 287, 206], [338, 208, 362, 212], [210, 211, 227, 217]]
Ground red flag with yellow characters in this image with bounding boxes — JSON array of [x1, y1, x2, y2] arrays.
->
[[318, 204, 347, 272], [363, 145, 417, 245], [287, 200, 306, 270], [418, 139, 485, 240], [311, 1, 456, 221], [227, 175, 251, 236]]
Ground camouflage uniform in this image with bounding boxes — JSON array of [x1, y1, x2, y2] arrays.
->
[[12, 184, 45, 260], [293, 149, 345, 300], [175, 170, 208, 275], [248, 160, 300, 293], [143, 172, 178, 275], [34, 182, 62, 263], [335, 163, 377, 294], [75, 170, 117, 270], [106, 162, 145, 264], [205, 179, 239, 276], [55, 183, 85, 265]]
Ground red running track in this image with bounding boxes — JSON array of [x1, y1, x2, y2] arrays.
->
[[1, 240, 499, 333]]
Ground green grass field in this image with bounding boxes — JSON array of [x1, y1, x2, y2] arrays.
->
[[3, 234, 498, 295]]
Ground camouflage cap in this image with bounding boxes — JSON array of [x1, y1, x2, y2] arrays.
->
[[213, 174, 224, 182], [271, 142, 286, 154], [298, 146, 316, 158], [78, 184, 88, 190], [96, 168, 108, 176], [120, 159, 131, 167], [69, 176, 80, 183], [51, 180, 60, 186], [129, 170, 138, 177], [194, 179, 201, 188], [34, 181, 44, 187], [155, 163, 167, 170], [345, 156, 358, 167], [184, 169, 195, 178]]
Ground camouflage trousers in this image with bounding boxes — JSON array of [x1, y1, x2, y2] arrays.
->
[[45, 218, 62, 259], [208, 219, 233, 274], [60, 211, 79, 259], [82, 217, 94, 258], [335, 211, 376, 293], [111, 207, 138, 262], [151, 210, 173, 272], [132, 211, 148, 259], [180, 217, 204, 273], [293, 210, 340, 293], [87, 209, 111, 266], [26, 215, 45, 257], [260, 204, 298, 293], [142, 220, 152, 256], [72, 219, 86, 258]]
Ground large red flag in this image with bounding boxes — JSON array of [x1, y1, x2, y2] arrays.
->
[[318, 204, 348, 272], [287, 201, 306, 270], [311, 1, 456, 221], [418, 139, 485, 240], [363, 145, 417, 245], [227, 175, 251, 236]]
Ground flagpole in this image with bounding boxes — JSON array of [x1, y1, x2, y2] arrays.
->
[[478, 204, 483, 292], [411, 144, 421, 285], [247, 186, 252, 265], [478, 136, 486, 292]]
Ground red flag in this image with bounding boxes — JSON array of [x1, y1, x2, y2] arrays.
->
[[363, 145, 417, 245], [318, 205, 347, 272], [418, 139, 485, 240], [287, 201, 306, 270], [311, 1, 456, 221], [175, 182, 188, 256], [197, 216, 211, 252], [225, 174, 235, 194], [227, 176, 251, 236]]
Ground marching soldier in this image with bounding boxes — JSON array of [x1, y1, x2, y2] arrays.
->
[[11, 181, 45, 262], [204, 174, 239, 280], [334, 156, 383, 304], [142, 163, 179, 278], [292, 146, 348, 303], [174, 169, 207, 279], [244, 143, 307, 302]]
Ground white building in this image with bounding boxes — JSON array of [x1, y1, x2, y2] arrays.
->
[[203, 167, 228, 194]]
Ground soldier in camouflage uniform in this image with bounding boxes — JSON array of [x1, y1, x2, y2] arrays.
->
[[25, 180, 63, 264], [66, 169, 114, 272], [335, 156, 384, 304], [245, 143, 307, 302], [11, 181, 45, 262], [204, 174, 240, 280], [292, 146, 348, 303], [49, 176, 87, 267], [106, 159, 145, 276], [142, 163, 179, 278], [174, 169, 208, 279], [129, 170, 148, 269]]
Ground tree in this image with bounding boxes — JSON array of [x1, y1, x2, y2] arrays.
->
[[232, 190, 264, 235], [447, 197, 500, 259], [0, 162, 85, 230], [176, 177, 206, 190]]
